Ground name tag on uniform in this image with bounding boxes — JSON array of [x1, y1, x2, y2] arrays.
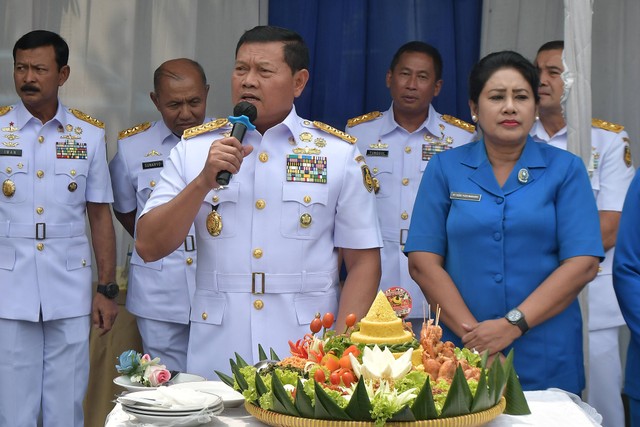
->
[[142, 160, 164, 169], [366, 149, 389, 157], [0, 148, 22, 156], [450, 192, 481, 202]]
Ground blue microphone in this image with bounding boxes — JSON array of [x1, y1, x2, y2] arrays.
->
[[216, 101, 257, 186]]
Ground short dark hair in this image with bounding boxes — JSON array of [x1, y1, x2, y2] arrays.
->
[[389, 41, 443, 81], [13, 30, 69, 70], [468, 50, 540, 105], [537, 40, 564, 55], [235, 25, 309, 74], [153, 59, 207, 93]]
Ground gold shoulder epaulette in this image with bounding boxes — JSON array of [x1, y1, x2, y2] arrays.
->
[[69, 108, 104, 129], [346, 111, 382, 128], [118, 122, 152, 140], [313, 121, 357, 144], [183, 118, 229, 140], [0, 106, 12, 117], [592, 118, 624, 133], [441, 115, 475, 133]]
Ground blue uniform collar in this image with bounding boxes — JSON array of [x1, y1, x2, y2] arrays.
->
[[461, 136, 547, 196]]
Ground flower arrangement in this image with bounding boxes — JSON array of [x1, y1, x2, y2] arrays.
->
[[116, 349, 172, 387]]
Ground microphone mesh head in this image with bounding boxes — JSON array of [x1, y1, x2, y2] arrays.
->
[[233, 101, 258, 122]]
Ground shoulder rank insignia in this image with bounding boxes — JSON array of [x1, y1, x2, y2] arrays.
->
[[312, 121, 357, 144], [0, 106, 12, 117], [441, 115, 475, 133], [69, 108, 105, 129], [592, 118, 624, 133], [118, 122, 152, 140], [183, 118, 229, 140], [347, 111, 382, 128], [624, 144, 632, 168]]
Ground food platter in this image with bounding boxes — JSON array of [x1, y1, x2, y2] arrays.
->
[[244, 397, 506, 427]]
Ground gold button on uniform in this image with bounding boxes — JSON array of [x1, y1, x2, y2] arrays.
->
[[303, 195, 311, 203], [38, 136, 44, 143], [37, 243, 44, 251], [402, 178, 409, 186], [68, 182, 77, 192], [300, 213, 312, 228], [37, 170, 44, 178], [405, 146, 412, 153], [36, 207, 44, 215], [70, 170, 76, 177], [82, 259, 87, 266], [373, 167, 379, 174], [253, 299, 264, 310], [5, 167, 11, 174], [150, 180, 156, 188], [401, 211, 409, 220], [253, 248, 263, 258], [255, 199, 266, 209], [212, 195, 219, 203], [186, 257, 194, 265], [201, 312, 208, 320], [259, 152, 269, 163]]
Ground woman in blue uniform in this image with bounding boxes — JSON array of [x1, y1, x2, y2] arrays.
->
[[404, 51, 603, 394]]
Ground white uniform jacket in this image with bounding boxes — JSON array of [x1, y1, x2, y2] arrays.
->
[[347, 104, 475, 320], [530, 119, 635, 330], [109, 120, 210, 323], [0, 102, 113, 322], [141, 108, 382, 376]]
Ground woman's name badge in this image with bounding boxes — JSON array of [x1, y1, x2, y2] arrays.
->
[[450, 192, 481, 202]]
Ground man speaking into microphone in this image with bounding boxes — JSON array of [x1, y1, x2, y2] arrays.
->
[[135, 25, 382, 378]]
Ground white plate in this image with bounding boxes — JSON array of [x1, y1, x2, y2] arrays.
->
[[121, 403, 222, 417], [118, 389, 221, 412], [113, 373, 206, 392], [121, 404, 221, 426], [170, 381, 245, 408]]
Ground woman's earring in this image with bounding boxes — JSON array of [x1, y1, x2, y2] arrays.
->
[[472, 114, 478, 123], [535, 115, 540, 121]]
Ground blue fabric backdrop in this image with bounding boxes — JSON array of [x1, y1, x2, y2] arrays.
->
[[268, 0, 483, 130]]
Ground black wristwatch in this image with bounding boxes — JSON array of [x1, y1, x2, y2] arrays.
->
[[97, 282, 119, 299], [505, 308, 529, 335]]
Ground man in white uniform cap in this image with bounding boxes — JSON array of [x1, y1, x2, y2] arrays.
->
[[136, 25, 382, 378]]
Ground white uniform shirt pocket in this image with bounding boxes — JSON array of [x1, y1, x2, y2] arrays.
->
[[280, 184, 328, 239], [0, 158, 29, 203], [202, 182, 240, 239], [0, 245, 16, 271], [136, 169, 161, 202], [65, 243, 92, 271], [368, 159, 393, 199], [190, 292, 226, 325], [54, 160, 88, 205]]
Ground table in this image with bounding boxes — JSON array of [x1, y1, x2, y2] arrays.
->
[[105, 389, 602, 426]]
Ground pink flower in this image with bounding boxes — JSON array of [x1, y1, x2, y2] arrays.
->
[[141, 354, 151, 363], [144, 364, 171, 387]]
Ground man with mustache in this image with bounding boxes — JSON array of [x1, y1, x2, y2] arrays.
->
[[346, 41, 475, 332], [0, 30, 117, 426], [532, 40, 634, 427], [109, 58, 212, 372], [135, 25, 382, 377]]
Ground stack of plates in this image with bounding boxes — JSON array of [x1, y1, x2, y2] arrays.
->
[[118, 389, 223, 426]]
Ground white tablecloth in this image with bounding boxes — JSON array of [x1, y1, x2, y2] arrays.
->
[[105, 389, 602, 427]]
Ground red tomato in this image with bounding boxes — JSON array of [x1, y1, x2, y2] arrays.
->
[[314, 368, 326, 383], [322, 354, 340, 372], [341, 370, 355, 387], [345, 313, 357, 328], [322, 312, 335, 329], [329, 371, 341, 385], [310, 317, 322, 334]]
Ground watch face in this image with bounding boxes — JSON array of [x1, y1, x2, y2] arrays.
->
[[507, 310, 522, 322], [103, 283, 119, 298]]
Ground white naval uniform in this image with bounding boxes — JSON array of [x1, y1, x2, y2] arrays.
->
[[531, 119, 635, 427], [141, 107, 382, 378], [347, 104, 475, 329], [0, 102, 113, 427], [109, 119, 209, 371]]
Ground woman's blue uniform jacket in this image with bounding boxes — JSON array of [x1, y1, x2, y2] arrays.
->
[[405, 137, 604, 394], [613, 169, 640, 401]]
